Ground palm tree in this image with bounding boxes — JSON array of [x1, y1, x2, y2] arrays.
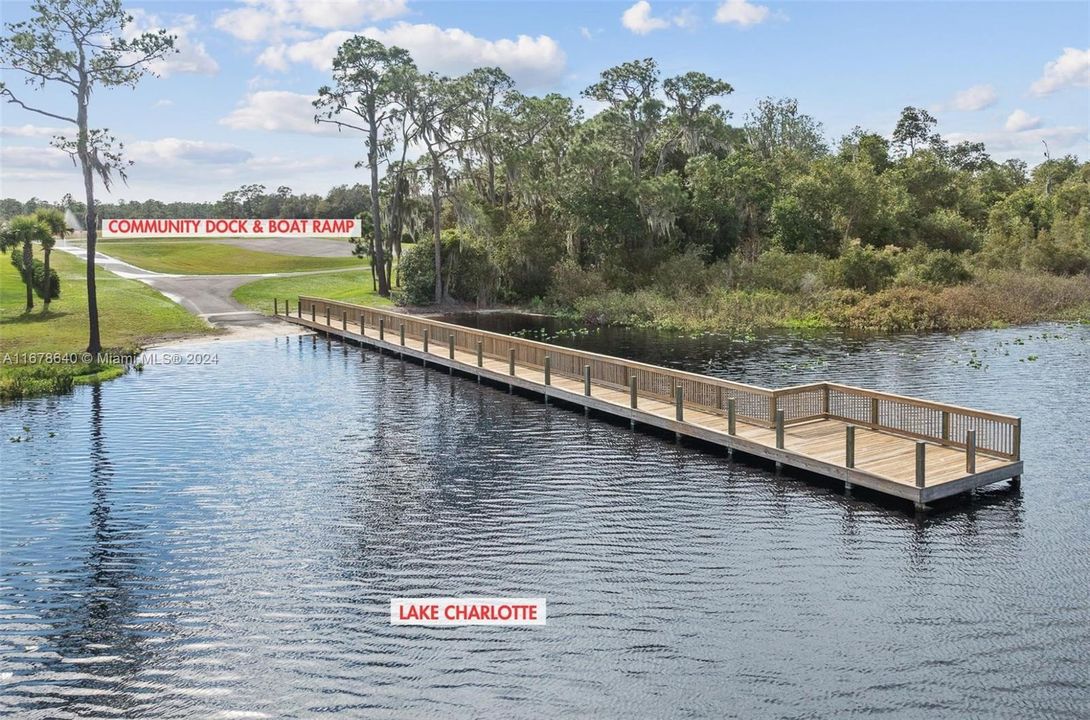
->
[[0, 215, 51, 312], [33, 208, 68, 309]]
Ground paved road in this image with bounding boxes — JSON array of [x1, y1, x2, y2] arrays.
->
[[59, 244, 364, 329]]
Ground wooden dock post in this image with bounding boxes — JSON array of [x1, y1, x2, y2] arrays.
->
[[296, 301, 301, 319], [965, 429, 976, 473], [675, 385, 684, 442], [870, 397, 879, 426], [941, 411, 951, 442], [775, 409, 785, 449], [509, 348, 516, 376], [311, 304, 316, 322], [583, 365, 591, 396], [476, 340, 483, 367], [845, 425, 855, 468], [629, 376, 637, 429], [543, 355, 551, 404], [727, 398, 736, 435], [399, 323, 405, 347], [448, 334, 455, 375], [342, 311, 347, 332], [915, 442, 926, 488], [325, 308, 330, 326], [274, 298, 278, 315], [423, 329, 429, 353], [379, 318, 385, 341]]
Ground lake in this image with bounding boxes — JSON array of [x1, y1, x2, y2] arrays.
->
[[2, 319, 1088, 718]]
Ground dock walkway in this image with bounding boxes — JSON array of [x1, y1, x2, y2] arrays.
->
[[279, 297, 1023, 510]]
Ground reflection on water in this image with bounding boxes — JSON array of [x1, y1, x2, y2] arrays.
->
[[1, 323, 1088, 718]]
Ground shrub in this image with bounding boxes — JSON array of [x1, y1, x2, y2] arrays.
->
[[548, 258, 608, 308], [835, 243, 897, 292], [917, 208, 979, 252], [897, 247, 973, 286], [396, 241, 435, 305], [9, 248, 60, 300], [651, 248, 729, 298], [1023, 230, 1090, 276], [735, 248, 835, 294]]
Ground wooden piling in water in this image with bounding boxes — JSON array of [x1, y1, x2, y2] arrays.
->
[[966, 429, 976, 474], [845, 425, 856, 469], [775, 409, 785, 449], [915, 442, 926, 488]]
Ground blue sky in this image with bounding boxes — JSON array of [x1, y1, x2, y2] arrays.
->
[[1, 0, 1087, 202]]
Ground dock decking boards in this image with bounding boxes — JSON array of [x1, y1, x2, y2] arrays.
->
[[280, 297, 1023, 510]]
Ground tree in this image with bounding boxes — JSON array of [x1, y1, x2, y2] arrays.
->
[[406, 71, 474, 301], [315, 36, 415, 297], [744, 97, 827, 169], [33, 207, 68, 308], [892, 106, 937, 156], [462, 67, 515, 205], [1, 0, 175, 353], [583, 58, 664, 179], [0, 215, 51, 311], [659, 71, 733, 170]]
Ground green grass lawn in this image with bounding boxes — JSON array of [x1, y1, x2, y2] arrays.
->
[[232, 269, 395, 313], [99, 241, 366, 275], [1, 251, 213, 398]]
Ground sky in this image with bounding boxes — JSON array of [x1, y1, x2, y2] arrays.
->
[[0, 0, 1088, 203]]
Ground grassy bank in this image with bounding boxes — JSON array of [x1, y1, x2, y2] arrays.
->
[[1, 251, 213, 399], [557, 270, 1090, 333], [232, 268, 394, 312], [99, 241, 365, 275]]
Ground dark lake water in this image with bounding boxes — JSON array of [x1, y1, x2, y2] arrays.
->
[[2, 319, 1089, 718]]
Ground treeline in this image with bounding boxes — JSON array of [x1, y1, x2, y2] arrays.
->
[[310, 45, 1089, 308], [0, 183, 372, 225]]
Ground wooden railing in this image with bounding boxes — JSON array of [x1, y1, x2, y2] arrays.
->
[[291, 297, 1021, 461]]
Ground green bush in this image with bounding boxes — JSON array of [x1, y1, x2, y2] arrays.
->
[[918, 208, 979, 252], [897, 247, 973, 286], [836, 244, 897, 292], [651, 248, 729, 298], [396, 241, 435, 305], [9, 248, 60, 300], [735, 248, 835, 294], [1023, 230, 1090, 276], [548, 258, 608, 307]]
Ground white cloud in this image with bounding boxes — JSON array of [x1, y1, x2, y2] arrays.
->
[[259, 23, 567, 88], [219, 91, 346, 136], [1005, 109, 1042, 133], [1030, 47, 1090, 96], [946, 125, 1086, 158], [0, 124, 69, 139], [714, 0, 771, 27], [622, 1, 670, 34], [0, 145, 71, 169], [621, 2, 699, 35], [154, 99, 175, 108], [127, 138, 253, 165], [127, 10, 219, 77], [214, 0, 409, 42], [945, 84, 998, 112], [579, 26, 594, 41]]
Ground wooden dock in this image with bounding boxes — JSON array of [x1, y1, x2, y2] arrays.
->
[[278, 296, 1023, 510]]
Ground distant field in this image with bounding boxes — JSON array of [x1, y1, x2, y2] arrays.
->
[[232, 269, 394, 312], [99, 241, 365, 275]]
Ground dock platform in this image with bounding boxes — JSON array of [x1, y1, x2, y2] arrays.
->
[[279, 297, 1023, 510]]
